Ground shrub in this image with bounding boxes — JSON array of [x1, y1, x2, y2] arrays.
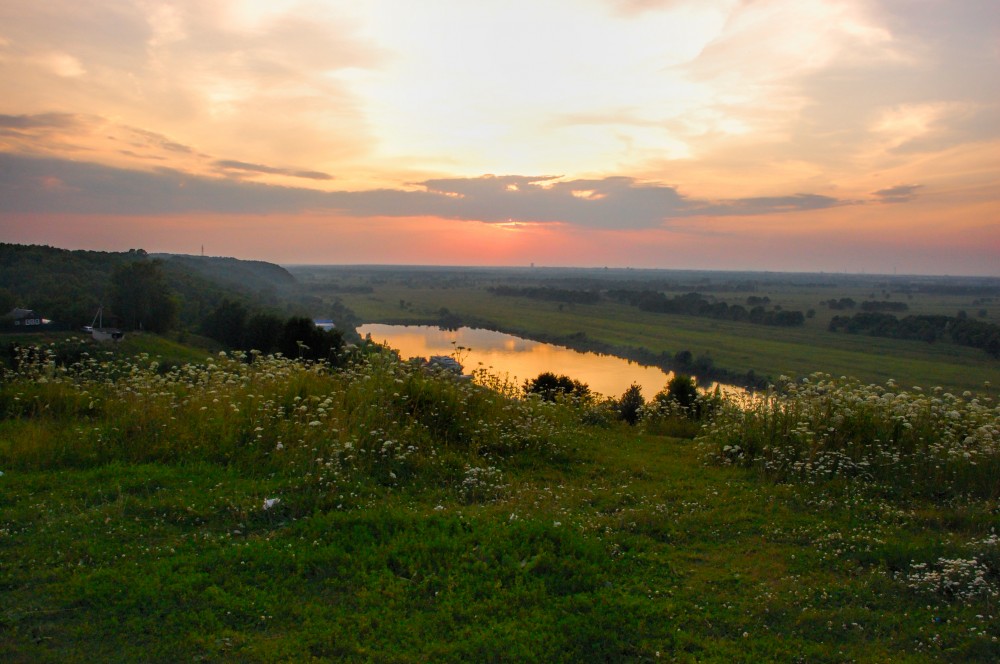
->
[[523, 372, 591, 403], [617, 384, 644, 425]]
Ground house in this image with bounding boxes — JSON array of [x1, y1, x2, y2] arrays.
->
[[314, 319, 336, 332], [5, 308, 47, 328]]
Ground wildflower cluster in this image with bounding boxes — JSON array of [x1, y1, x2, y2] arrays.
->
[[699, 374, 1000, 499], [459, 465, 508, 504], [902, 557, 997, 604], [0, 340, 578, 508], [896, 532, 999, 604], [637, 381, 721, 438]]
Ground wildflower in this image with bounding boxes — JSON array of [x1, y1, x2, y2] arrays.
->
[[263, 497, 280, 510]]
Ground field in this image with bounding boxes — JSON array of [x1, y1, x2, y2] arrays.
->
[[290, 266, 1000, 395], [1, 337, 997, 661]]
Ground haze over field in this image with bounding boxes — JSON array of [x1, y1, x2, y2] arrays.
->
[[1, 0, 997, 275]]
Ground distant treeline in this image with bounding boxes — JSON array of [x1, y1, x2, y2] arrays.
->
[[306, 283, 375, 294], [861, 300, 909, 312], [608, 290, 805, 327], [488, 286, 600, 304], [823, 298, 909, 312], [901, 283, 1000, 297], [829, 312, 1000, 357], [824, 298, 857, 310]]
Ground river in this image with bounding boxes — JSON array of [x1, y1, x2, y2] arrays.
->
[[358, 323, 675, 399]]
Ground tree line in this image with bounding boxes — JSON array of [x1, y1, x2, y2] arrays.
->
[[0, 243, 352, 363], [523, 371, 718, 433], [607, 290, 805, 327], [488, 286, 600, 304], [829, 312, 1000, 358]]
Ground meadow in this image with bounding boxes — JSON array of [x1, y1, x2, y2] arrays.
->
[[291, 266, 1000, 395], [1, 335, 998, 661]]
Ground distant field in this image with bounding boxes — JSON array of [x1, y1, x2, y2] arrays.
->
[[290, 266, 1000, 395]]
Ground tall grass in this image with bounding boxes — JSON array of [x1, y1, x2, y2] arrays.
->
[[0, 341, 576, 510], [699, 373, 1000, 500]]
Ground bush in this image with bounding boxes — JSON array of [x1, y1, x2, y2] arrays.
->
[[617, 384, 644, 425], [523, 372, 591, 402]]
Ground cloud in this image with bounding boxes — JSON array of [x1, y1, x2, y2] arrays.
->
[[872, 184, 923, 203], [0, 153, 863, 226], [124, 127, 194, 154], [887, 105, 1000, 155], [214, 160, 334, 181], [607, 0, 693, 16], [0, 113, 339, 183], [0, 112, 202, 162], [0, 153, 331, 216], [287, 174, 697, 227], [0, 113, 85, 131], [695, 193, 847, 216]]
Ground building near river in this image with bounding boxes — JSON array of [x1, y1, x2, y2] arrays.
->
[[4, 308, 49, 329]]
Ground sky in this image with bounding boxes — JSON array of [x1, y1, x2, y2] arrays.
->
[[0, 0, 997, 275]]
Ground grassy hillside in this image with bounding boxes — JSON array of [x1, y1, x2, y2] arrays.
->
[[1, 339, 997, 661]]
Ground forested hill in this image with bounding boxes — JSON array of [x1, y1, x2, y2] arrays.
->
[[0, 243, 301, 329], [153, 254, 297, 296]]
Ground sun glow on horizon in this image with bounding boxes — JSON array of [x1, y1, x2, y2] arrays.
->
[[0, 0, 996, 274]]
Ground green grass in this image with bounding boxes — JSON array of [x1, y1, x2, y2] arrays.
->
[[1, 340, 998, 661], [1, 330, 220, 369], [332, 284, 999, 394]]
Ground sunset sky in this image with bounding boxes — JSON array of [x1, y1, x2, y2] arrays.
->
[[1, 0, 997, 274]]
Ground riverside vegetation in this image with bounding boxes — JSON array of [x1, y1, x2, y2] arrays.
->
[[1, 336, 998, 661]]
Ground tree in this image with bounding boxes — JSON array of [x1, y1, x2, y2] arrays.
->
[[0, 287, 14, 314], [692, 353, 714, 375], [618, 384, 644, 425], [243, 313, 283, 354], [279, 317, 345, 363], [523, 372, 590, 402], [663, 374, 699, 413], [201, 299, 248, 348], [673, 349, 693, 369], [110, 259, 178, 332]]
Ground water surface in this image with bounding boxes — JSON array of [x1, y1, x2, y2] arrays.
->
[[359, 324, 673, 399]]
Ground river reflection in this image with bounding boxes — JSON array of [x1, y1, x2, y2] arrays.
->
[[358, 324, 674, 399]]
